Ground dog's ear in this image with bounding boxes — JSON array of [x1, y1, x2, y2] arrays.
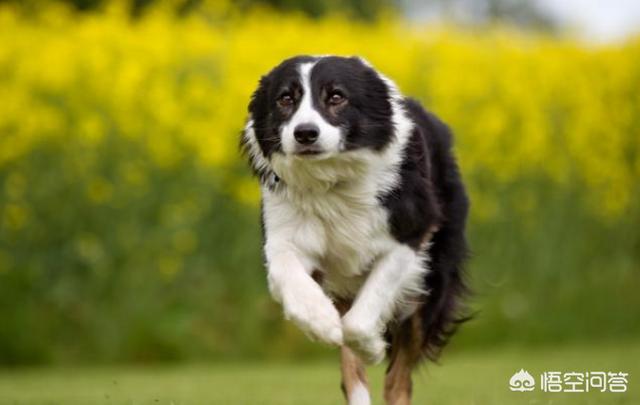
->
[[248, 74, 271, 120], [241, 74, 273, 178], [246, 73, 281, 159]]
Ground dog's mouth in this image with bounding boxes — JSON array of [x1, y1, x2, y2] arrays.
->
[[293, 146, 325, 157]]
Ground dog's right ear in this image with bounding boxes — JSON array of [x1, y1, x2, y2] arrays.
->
[[248, 74, 271, 120], [242, 74, 273, 179]]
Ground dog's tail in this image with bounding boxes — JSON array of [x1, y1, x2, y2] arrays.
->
[[419, 217, 472, 361]]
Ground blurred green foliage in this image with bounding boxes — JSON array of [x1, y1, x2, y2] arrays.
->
[[0, 3, 639, 365], [0, 0, 397, 20]]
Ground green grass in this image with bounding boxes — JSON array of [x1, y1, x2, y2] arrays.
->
[[0, 341, 637, 404]]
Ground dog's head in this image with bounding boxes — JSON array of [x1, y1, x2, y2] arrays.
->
[[246, 56, 396, 161]]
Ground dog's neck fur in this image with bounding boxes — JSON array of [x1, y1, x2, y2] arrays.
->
[[270, 151, 377, 194]]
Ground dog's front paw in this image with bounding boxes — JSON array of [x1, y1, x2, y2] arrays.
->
[[281, 285, 343, 346], [342, 313, 386, 365]]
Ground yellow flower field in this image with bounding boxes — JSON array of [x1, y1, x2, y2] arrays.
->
[[1, 4, 638, 219]]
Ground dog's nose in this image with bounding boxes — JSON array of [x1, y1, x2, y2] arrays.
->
[[294, 123, 319, 145]]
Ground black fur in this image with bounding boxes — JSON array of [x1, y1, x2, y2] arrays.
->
[[310, 57, 394, 151], [246, 56, 316, 160], [389, 99, 471, 360]]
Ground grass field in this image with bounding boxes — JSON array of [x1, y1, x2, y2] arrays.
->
[[0, 341, 637, 404]]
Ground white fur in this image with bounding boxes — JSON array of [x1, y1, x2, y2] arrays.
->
[[248, 56, 429, 360], [242, 120, 270, 175], [349, 382, 371, 405], [342, 245, 426, 363], [266, 250, 343, 346], [280, 62, 342, 156]]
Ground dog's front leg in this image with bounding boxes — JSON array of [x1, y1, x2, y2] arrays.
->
[[266, 249, 343, 346], [342, 244, 426, 364]]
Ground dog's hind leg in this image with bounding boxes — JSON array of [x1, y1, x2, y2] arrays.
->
[[340, 345, 370, 405], [337, 299, 371, 405], [384, 312, 423, 405]]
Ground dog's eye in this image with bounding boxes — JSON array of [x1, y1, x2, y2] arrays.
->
[[278, 94, 294, 107], [328, 91, 346, 106]]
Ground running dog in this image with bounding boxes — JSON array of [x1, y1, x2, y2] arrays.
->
[[241, 55, 470, 405]]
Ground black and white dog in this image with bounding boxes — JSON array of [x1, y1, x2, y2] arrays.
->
[[241, 55, 470, 405]]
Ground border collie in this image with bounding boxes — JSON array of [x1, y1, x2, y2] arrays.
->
[[241, 55, 470, 405]]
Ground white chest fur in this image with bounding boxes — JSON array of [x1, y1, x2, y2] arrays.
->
[[263, 153, 399, 298]]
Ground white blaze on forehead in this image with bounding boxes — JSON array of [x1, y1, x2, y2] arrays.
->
[[279, 61, 343, 156]]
